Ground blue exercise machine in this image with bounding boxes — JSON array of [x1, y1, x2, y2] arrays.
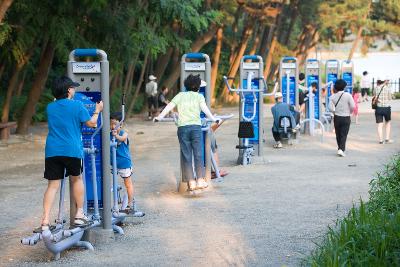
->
[[223, 55, 276, 165], [341, 60, 353, 94], [279, 57, 298, 107]]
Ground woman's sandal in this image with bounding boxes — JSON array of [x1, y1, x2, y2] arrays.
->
[[73, 216, 93, 228], [33, 223, 55, 233]]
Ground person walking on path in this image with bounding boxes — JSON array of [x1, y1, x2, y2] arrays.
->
[[373, 79, 393, 144], [37, 76, 103, 232], [329, 79, 355, 157], [145, 75, 158, 120], [360, 71, 371, 102]]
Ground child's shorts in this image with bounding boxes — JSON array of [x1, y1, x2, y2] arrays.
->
[[112, 167, 133, 179]]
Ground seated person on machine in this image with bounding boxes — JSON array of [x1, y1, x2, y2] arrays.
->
[[158, 86, 170, 112], [271, 92, 297, 148]]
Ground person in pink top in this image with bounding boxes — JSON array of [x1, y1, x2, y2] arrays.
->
[[352, 87, 360, 124]]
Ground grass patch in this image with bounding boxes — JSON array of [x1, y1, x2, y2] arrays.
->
[[305, 155, 400, 266]]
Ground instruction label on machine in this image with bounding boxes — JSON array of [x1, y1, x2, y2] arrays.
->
[[243, 79, 259, 144], [184, 62, 206, 71], [72, 62, 101, 73], [74, 92, 103, 208]]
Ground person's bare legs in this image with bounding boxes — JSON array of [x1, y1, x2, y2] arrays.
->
[[123, 177, 135, 206], [377, 122, 384, 142], [385, 121, 391, 141], [70, 175, 85, 218], [41, 180, 61, 225]]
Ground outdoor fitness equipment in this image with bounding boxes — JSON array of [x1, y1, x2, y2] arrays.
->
[[341, 60, 353, 94], [21, 49, 111, 260], [223, 55, 277, 165], [280, 57, 298, 107], [178, 52, 211, 192], [304, 59, 322, 135], [68, 48, 112, 231], [325, 59, 340, 108]]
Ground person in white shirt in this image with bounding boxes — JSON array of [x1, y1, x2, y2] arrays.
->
[[329, 79, 355, 157], [145, 75, 158, 120], [360, 71, 370, 102]]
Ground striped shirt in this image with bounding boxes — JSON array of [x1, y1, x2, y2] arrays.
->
[[374, 84, 391, 107]]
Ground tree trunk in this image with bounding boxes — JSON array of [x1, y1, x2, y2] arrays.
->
[[249, 23, 263, 56], [263, 36, 277, 79], [283, 2, 298, 46], [123, 61, 135, 94], [127, 51, 149, 116], [162, 24, 217, 90], [348, 2, 371, 60], [0, 0, 13, 23], [154, 47, 174, 82], [16, 69, 26, 96], [210, 27, 223, 105], [258, 25, 271, 58], [229, 5, 244, 64], [222, 20, 253, 103], [17, 41, 55, 134], [110, 73, 119, 96], [0, 63, 5, 80]]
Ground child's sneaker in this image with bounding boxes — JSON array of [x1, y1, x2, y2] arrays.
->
[[196, 178, 208, 189], [123, 205, 145, 217], [337, 149, 345, 157], [385, 139, 394, 144]]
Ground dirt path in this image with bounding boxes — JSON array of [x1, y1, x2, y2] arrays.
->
[[0, 101, 398, 267]]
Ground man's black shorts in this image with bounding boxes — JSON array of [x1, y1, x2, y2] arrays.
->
[[361, 88, 369, 97], [375, 106, 391, 123], [44, 156, 82, 180]]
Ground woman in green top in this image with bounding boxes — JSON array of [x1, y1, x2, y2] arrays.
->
[[154, 74, 218, 191]]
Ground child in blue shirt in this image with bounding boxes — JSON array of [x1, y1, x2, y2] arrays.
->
[[110, 113, 144, 217]]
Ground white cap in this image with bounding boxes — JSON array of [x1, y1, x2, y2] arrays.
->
[[149, 75, 157, 81], [275, 92, 283, 99], [200, 80, 207, 87]]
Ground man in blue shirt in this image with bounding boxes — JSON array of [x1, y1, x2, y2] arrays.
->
[[38, 76, 103, 232], [271, 92, 297, 148]]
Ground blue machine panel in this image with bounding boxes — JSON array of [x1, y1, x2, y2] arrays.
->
[[198, 85, 206, 168], [342, 72, 353, 94], [282, 76, 296, 106], [307, 75, 320, 119], [326, 73, 337, 99], [243, 79, 260, 144], [74, 92, 103, 208]]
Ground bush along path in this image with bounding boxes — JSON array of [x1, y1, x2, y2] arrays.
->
[[306, 154, 400, 266]]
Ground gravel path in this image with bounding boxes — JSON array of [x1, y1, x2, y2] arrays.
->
[[0, 100, 398, 267]]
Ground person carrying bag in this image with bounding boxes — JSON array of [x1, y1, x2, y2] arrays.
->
[[329, 79, 355, 157]]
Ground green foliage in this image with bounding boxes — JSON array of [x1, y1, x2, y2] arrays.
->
[[393, 92, 400, 99], [306, 155, 400, 266]]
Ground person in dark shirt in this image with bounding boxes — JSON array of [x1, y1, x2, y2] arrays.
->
[[158, 86, 169, 112], [271, 92, 297, 148]]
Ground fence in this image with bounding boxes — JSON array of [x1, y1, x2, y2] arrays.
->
[[371, 78, 400, 93]]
